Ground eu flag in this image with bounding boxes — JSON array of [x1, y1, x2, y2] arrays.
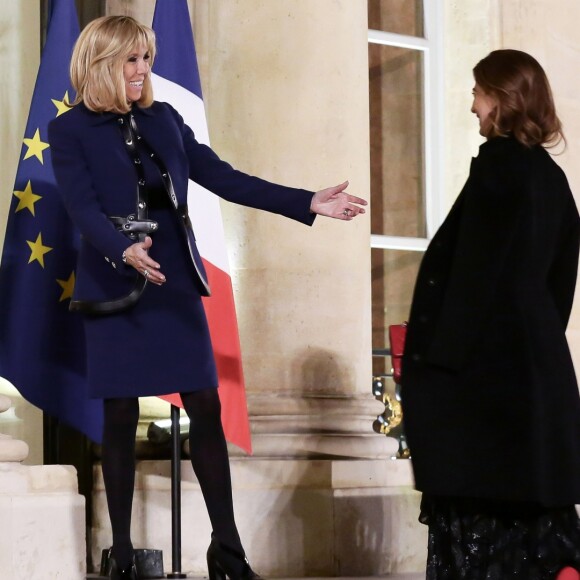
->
[[0, 0, 104, 442]]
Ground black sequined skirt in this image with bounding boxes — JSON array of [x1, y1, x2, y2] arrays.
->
[[420, 495, 580, 579]]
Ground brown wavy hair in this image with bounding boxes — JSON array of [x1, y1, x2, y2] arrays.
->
[[473, 49, 564, 148], [70, 15, 156, 114]]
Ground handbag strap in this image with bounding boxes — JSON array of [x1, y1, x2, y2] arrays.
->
[[127, 113, 211, 297], [127, 113, 179, 210]]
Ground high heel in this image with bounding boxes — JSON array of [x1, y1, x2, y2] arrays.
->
[[206, 537, 262, 580], [107, 555, 138, 579]]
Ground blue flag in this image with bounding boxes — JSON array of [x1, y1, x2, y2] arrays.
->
[[0, 0, 104, 442], [152, 0, 203, 98]]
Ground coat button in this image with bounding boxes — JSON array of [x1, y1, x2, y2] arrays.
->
[[418, 314, 428, 323], [411, 353, 422, 362], [427, 278, 437, 287]]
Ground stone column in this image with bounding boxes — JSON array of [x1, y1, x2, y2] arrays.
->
[[193, 0, 392, 459], [0, 395, 86, 579]]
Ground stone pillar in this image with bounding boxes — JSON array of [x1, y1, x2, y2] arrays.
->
[[193, 0, 392, 459], [0, 395, 86, 579]]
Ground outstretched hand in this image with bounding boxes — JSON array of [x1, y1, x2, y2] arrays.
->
[[310, 181, 367, 220]]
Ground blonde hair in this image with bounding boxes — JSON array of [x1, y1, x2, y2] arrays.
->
[[473, 49, 564, 148], [70, 15, 156, 113]]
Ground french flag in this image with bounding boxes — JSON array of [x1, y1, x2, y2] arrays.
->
[[151, 0, 251, 454]]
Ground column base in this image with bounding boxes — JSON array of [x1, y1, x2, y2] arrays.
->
[[0, 463, 86, 579], [91, 457, 426, 576]]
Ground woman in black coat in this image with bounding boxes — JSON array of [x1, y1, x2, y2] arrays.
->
[[48, 16, 366, 580], [402, 50, 580, 579]]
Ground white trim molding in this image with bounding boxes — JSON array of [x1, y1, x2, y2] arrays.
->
[[369, 1, 445, 252]]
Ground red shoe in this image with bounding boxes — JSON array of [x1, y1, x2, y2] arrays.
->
[[556, 567, 580, 580]]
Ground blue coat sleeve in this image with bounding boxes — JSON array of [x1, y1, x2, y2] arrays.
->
[[48, 115, 132, 269], [167, 105, 317, 226]]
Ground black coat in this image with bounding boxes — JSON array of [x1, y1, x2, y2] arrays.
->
[[402, 136, 580, 507]]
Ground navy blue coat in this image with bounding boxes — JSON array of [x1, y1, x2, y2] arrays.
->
[[48, 101, 315, 398], [402, 136, 580, 507]]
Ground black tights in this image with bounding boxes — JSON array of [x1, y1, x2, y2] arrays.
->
[[102, 388, 241, 569]]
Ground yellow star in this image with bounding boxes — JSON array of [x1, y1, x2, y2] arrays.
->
[[56, 271, 75, 302], [52, 91, 72, 117], [26, 233, 53, 268], [22, 128, 50, 164], [13, 181, 42, 216]]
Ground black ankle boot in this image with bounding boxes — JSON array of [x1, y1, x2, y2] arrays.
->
[[206, 537, 262, 580], [108, 556, 138, 579]]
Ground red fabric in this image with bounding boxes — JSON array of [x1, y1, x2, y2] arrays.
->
[[556, 567, 580, 580], [388, 322, 407, 384], [160, 258, 251, 454]]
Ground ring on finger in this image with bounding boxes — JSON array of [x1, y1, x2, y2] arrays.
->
[[143, 269, 149, 278], [343, 209, 351, 217]]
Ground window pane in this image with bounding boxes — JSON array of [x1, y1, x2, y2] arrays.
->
[[369, 43, 425, 238], [368, 0, 424, 37], [371, 248, 422, 376]]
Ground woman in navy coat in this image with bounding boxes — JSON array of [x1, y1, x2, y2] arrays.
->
[[48, 16, 366, 580], [402, 50, 580, 579]]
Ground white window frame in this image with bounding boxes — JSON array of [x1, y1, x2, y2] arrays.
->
[[368, 1, 445, 252]]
